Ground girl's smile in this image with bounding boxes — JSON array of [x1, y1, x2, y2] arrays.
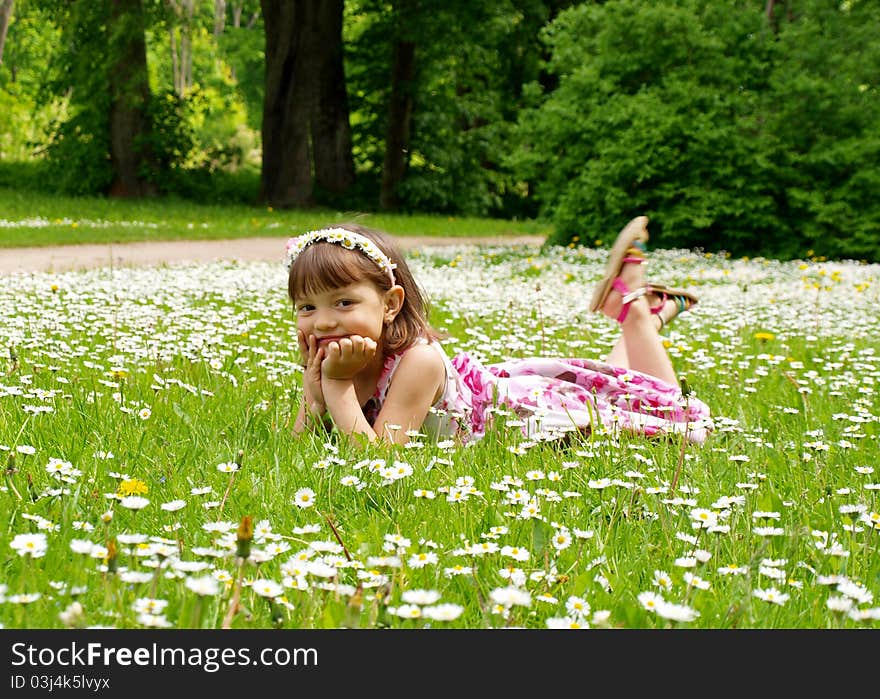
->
[[315, 335, 350, 347]]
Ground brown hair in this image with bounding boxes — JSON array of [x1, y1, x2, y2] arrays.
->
[[288, 224, 441, 356]]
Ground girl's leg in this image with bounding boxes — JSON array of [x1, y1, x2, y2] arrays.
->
[[604, 295, 669, 368], [604, 336, 629, 368], [600, 261, 678, 386]]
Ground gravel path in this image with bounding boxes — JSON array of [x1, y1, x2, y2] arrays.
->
[[0, 234, 545, 275]]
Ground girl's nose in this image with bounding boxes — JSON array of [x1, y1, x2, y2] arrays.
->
[[313, 311, 338, 330]]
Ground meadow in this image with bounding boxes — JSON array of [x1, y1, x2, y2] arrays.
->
[[0, 186, 549, 247], [0, 231, 878, 629]]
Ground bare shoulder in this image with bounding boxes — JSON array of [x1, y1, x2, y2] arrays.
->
[[396, 342, 446, 375], [388, 343, 446, 401]]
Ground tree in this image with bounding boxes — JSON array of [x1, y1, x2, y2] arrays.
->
[[107, 0, 157, 196], [510, 0, 880, 261], [0, 0, 13, 66], [260, 0, 354, 208], [378, 0, 416, 210], [167, 0, 195, 96]]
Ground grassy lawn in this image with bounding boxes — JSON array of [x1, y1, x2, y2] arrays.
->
[[1, 240, 878, 629], [0, 186, 551, 247]]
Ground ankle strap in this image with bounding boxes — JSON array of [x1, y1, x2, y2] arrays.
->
[[611, 279, 647, 323]]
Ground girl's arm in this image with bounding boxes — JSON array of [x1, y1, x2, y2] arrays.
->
[[293, 332, 327, 435], [323, 343, 446, 445]]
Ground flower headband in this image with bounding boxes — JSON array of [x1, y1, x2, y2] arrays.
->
[[284, 228, 397, 284]]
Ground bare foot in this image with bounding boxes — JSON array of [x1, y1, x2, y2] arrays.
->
[[600, 258, 648, 322]]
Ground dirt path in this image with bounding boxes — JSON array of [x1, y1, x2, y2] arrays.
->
[[0, 235, 545, 275]]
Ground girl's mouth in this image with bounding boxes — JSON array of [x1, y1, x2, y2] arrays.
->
[[316, 335, 348, 347]]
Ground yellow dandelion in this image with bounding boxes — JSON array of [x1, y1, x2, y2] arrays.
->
[[118, 478, 149, 497]]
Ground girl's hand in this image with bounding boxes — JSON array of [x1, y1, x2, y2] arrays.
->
[[298, 331, 326, 416], [321, 335, 377, 380]]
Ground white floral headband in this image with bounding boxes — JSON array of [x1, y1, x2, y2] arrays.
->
[[284, 228, 397, 285]]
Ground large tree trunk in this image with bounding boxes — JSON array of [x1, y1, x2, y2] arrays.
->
[[380, 38, 416, 211], [0, 0, 13, 66], [108, 0, 157, 197], [260, 0, 313, 207], [309, 0, 355, 195]]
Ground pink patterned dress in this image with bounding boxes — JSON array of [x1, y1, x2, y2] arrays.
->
[[363, 341, 713, 444]]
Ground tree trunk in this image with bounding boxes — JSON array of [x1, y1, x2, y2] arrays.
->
[[214, 0, 226, 36], [108, 0, 157, 197], [0, 0, 13, 66], [182, 0, 193, 91], [309, 0, 355, 195], [233, 2, 243, 28], [380, 39, 416, 211], [167, 0, 193, 94], [169, 26, 180, 94], [260, 0, 313, 207]]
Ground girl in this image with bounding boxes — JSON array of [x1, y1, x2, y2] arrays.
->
[[288, 219, 712, 446]]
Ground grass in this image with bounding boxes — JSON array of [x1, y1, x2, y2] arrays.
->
[[0, 186, 551, 248], [0, 236, 878, 629]]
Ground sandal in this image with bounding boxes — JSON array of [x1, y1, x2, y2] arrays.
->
[[647, 284, 699, 330], [608, 278, 649, 323], [589, 216, 650, 313]]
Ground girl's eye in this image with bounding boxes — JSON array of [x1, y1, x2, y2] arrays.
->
[[337, 299, 354, 307], [297, 304, 314, 313]]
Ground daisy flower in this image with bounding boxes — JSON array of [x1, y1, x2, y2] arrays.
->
[[565, 596, 591, 619], [293, 488, 316, 509], [185, 575, 220, 596], [407, 551, 438, 569], [551, 529, 572, 551], [500, 545, 530, 562], [401, 589, 441, 605], [10, 533, 48, 558], [546, 616, 588, 629], [251, 579, 283, 599], [655, 600, 700, 622], [653, 570, 674, 590], [638, 591, 664, 612], [422, 604, 464, 621], [489, 586, 531, 608], [753, 587, 789, 605]]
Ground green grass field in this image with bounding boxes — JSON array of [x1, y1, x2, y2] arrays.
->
[[0, 187, 549, 247], [0, 204, 878, 629]]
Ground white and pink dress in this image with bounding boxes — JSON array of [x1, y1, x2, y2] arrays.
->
[[363, 340, 713, 444]]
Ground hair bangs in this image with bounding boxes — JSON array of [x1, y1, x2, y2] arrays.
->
[[289, 242, 385, 300]]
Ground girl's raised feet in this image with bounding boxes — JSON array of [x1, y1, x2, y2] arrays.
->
[[646, 285, 699, 331], [589, 216, 650, 314], [591, 216, 653, 323], [598, 252, 651, 323]]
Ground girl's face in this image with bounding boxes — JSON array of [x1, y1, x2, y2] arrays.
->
[[294, 281, 401, 350]]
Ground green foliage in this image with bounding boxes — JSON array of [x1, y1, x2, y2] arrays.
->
[[4, 0, 878, 260], [12, 1, 261, 197], [761, 0, 880, 261], [346, 0, 550, 217], [512, 0, 880, 262], [214, 21, 265, 133], [146, 22, 262, 174], [35, 1, 126, 194], [0, 2, 62, 160]]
